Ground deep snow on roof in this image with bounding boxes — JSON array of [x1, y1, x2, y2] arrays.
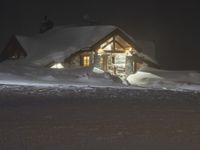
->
[[16, 25, 118, 65], [14, 25, 157, 66], [135, 40, 156, 60]]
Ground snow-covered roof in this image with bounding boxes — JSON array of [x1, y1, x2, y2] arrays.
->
[[16, 25, 118, 65], [135, 40, 156, 60], [12, 25, 157, 66]]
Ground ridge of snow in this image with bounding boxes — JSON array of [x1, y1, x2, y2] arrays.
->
[[127, 67, 200, 91]]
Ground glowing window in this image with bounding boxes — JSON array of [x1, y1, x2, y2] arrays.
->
[[100, 37, 113, 48], [9, 55, 18, 59], [83, 56, 90, 67], [115, 35, 131, 49], [50, 63, 64, 69]]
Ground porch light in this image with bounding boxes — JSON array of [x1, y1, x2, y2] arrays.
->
[[128, 47, 132, 51], [97, 48, 104, 55], [50, 63, 64, 69], [125, 47, 133, 56]]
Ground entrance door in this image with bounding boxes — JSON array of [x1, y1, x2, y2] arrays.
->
[[102, 55, 108, 71]]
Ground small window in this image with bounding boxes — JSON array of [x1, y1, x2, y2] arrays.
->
[[9, 51, 26, 59], [9, 55, 18, 59], [82, 56, 90, 67]]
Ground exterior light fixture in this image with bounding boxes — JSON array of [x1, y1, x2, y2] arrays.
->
[[50, 63, 64, 69], [125, 47, 133, 56]]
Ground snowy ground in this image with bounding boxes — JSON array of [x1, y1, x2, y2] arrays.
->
[[0, 61, 124, 87], [0, 84, 200, 150], [0, 63, 200, 149], [0, 62, 200, 92], [127, 67, 200, 91]]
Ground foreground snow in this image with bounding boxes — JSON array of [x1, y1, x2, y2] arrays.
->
[[0, 62, 199, 92], [0, 85, 200, 150], [0, 62, 123, 88], [127, 67, 200, 91]]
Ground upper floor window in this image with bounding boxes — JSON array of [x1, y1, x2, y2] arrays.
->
[[97, 35, 135, 54]]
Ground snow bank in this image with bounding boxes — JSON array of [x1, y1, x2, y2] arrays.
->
[[140, 67, 200, 82], [127, 72, 163, 86], [0, 61, 199, 92], [0, 62, 122, 87], [127, 67, 200, 91]]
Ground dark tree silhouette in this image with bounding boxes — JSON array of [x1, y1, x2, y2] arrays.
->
[[39, 16, 54, 33]]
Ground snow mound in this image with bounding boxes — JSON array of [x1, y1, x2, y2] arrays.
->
[[139, 67, 200, 84], [127, 67, 200, 91], [127, 72, 163, 86], [0, 62, 122, 87], [92, 67, 104, 74]]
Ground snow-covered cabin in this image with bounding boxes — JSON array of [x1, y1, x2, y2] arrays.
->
[[0, 25, 158, 77]]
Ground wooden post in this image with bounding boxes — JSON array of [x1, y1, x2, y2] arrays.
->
[[93, 52, 101, 69], [113, 36, 115, 52], [125, 56, 134, 75], [134, 61, 137, 73]]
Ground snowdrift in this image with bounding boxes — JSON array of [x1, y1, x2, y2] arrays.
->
[[0, 61, 200, 92], [127, 67, 200, 91], [0, 62, 123, 87]]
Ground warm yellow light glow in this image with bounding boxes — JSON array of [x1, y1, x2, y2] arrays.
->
[[128, 47, 132, 51], [125, 47, 132, 51], [125, 47, 133, 56], [83, 56, 90, 67], [104, 43, 112, 50], [97, 48, 104, 55], [50, 63, 64, 69], [100, 37, 113, 48]]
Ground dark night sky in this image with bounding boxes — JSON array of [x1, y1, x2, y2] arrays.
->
[[0, 0, 200, 70]]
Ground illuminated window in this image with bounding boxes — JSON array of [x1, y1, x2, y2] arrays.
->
[[9, 55, 18, 59], [100, 37, 113, 51], [83, 56, 90, 67], [100, 37, 113, 48], [50, 63, 64, 69], [97, 35, 135, 54]]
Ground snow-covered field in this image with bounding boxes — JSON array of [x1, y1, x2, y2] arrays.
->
[[0, 61, 123, 86], [127, 67, 200, 91], [0, 62, 199, 93], [0, 63, 200, 149], [0, 80, 200, 150]]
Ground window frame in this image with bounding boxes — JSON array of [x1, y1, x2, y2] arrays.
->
[[81, 55, 91, 67]]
